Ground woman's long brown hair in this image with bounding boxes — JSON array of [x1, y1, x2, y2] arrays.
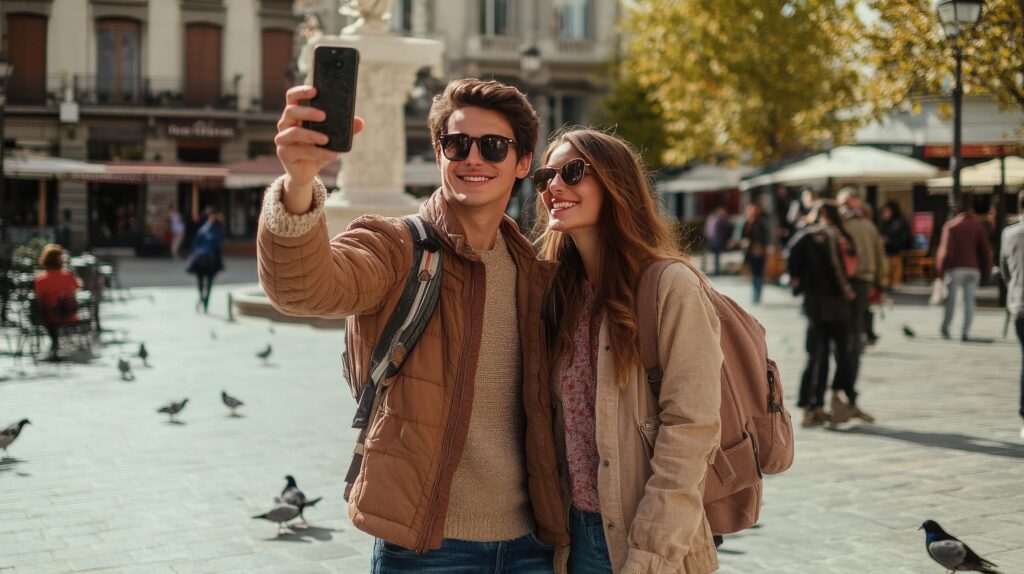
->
[[533, 128, 685, 388]]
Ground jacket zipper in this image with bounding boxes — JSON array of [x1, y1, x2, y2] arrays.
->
[[414, 256, 479, 553]]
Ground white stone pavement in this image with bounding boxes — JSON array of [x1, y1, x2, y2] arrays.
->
[[0, 259, 1020, 573]]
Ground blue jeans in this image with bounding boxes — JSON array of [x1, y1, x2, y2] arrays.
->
[[1016, 316, 1024, 419], [748, 256, 766, 303], [942, 268, 980, 338], [568, 506, 612, 574], [371, 533, 555, 573]]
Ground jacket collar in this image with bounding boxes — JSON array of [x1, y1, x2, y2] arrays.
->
[[418, 188, 558, 277]]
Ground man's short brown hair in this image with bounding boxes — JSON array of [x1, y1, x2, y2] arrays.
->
[[428, 78, 539, 194]]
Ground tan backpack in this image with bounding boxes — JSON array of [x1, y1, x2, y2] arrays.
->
[[637, 259, 795, 535]]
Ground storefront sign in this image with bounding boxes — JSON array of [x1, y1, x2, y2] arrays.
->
[[923, 144, 1019, 158], [167, 120, 236, 139], [912, 212, 935, 249]]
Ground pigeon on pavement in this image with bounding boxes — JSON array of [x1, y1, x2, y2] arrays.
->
[[281, 475, 322, 527], [118, 358, 134, 381], [138, 343, 149, 367], [252, 498, 300, 534], [0, 419, 31, 457], [221, 391, 244, 416], [210, 330, 217, 340], [903, 325, 916, 338], [920, 520, 1001, 573], [157, 399, 189, 422], [256, 344, 272, 362]]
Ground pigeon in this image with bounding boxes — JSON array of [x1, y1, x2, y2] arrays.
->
[[256, 344, 272, 362], [920, 520, 1002, 574], [118, 358, 134, 381], [221, 391, 244, 416], [0, 419, 30, 457], [210, 330, 218, 340], [157, 398, 189, 422], [281, 475, 322, 527], [903, 325, 916, 338], [252, 498, 300, 534], [138, 343, 149, 367]]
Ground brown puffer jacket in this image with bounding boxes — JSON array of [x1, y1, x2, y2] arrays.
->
[[256, 177, 570, 554]]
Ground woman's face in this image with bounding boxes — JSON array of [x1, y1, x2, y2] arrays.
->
[[539, 142, 603, 235]]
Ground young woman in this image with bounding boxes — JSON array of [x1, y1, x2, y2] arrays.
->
[[740, 203, 771, 304], [186, 207, 225, 314], [533, 128, 723, 573]]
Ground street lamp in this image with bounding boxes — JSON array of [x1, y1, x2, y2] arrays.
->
[[934, 0, 984, 212]]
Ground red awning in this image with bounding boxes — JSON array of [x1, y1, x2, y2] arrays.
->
[[223, 155, 339, 189], [69, 160, 228, 184]]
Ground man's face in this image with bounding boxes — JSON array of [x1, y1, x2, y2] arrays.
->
[[435, 106, 531, 215]]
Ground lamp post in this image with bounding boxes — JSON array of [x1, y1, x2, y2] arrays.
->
[[934, 0, 984, 212], [0, 61, 12, 204], [517, 45, 543, 224]]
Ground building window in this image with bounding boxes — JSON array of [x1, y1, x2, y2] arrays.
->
[[185, 23, 222, 107], [6, 13, 49, 104], [480, 0, 515, 36], [555, 0, 589, 39], [261, 29, 293, 111], [391, 0, 414, 33], [96, 19, 142, 104]]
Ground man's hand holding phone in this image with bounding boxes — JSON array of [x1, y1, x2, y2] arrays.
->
[[274, 86, 364, 215]]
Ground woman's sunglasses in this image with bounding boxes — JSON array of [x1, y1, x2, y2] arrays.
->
[[532, 158, 590, 192], [438, 133, 516, 163]]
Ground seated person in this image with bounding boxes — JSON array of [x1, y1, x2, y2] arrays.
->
[[34, 244, 81, 359]]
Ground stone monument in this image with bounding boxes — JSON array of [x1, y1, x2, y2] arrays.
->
[[298, 0, 444, 237]]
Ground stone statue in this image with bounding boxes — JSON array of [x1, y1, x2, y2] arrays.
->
[[340, 0, 394, 35]]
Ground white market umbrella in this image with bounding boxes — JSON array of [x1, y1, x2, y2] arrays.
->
[[740, 146, 939, 191], [657, 164, 754, 194], [926, 155, 1024, 193]]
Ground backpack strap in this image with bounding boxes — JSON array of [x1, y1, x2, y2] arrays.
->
[[636, 259, 676, 398], [344, 215, 442, 500]]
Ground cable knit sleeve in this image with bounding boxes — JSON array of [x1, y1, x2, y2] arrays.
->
[[256, 175, 411, 319]]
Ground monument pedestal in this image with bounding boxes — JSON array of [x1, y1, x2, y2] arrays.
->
[[302, 34, 444, 237]]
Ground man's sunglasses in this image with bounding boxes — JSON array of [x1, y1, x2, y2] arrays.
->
[[532, 158, 590, 192], [438, 133, 516, 163]]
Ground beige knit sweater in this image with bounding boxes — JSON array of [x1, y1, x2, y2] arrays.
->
[[443, 232, 533, 541]]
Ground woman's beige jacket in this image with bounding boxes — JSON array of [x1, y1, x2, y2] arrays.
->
[[552, 262, 723, 574]]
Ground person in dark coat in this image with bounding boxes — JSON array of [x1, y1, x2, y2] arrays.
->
[[186, 207, 225, 314], [786, 200, 856, 427], [741, 203, 771, 304], [879, 202, 912, 288]]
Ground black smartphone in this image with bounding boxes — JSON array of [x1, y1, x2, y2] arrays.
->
[[303, 45, 360, 153]]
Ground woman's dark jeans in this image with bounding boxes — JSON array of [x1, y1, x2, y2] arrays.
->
[[568, 505, 612, 574]]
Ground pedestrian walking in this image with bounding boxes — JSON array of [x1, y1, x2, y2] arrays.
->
[[786, 201, 857, 427], [258, 78, 567, 571], [186, 207, 224, 314], [936, 199, 993, 341], [168, 206, 185, 259], [534, 128, 722, 573], [741, 203, 771, 304], [705, 206, 731, 276], [879, 202, 912, 289], [836, 187, 884, 422], [999, 191, 1024, 438]]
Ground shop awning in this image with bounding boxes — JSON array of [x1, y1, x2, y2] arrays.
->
[[67, 160, 229, 184], [925, 155, 1024, 193], [3, 154, 106, 180], [657, 164, 753, 194], [223, 155, 442, 189], [739, 146, 939, 191]]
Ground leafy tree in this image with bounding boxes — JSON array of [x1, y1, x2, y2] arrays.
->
[[865, 0, 1024, 124], [620, 0, 867, 164], [593, 62, 672, 170]]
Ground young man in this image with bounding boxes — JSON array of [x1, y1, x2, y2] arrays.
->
[[1000, 191, 1024, 438], [936, 198, 993, 342], [257, 78, 568, 571]]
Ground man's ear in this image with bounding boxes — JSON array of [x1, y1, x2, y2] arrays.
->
[[434, 144, 442, 170], [516, 152, 533, 180]]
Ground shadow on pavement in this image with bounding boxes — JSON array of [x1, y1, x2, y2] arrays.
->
[[831, 425, 1024, 459], [267, 526, 337, 543]]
